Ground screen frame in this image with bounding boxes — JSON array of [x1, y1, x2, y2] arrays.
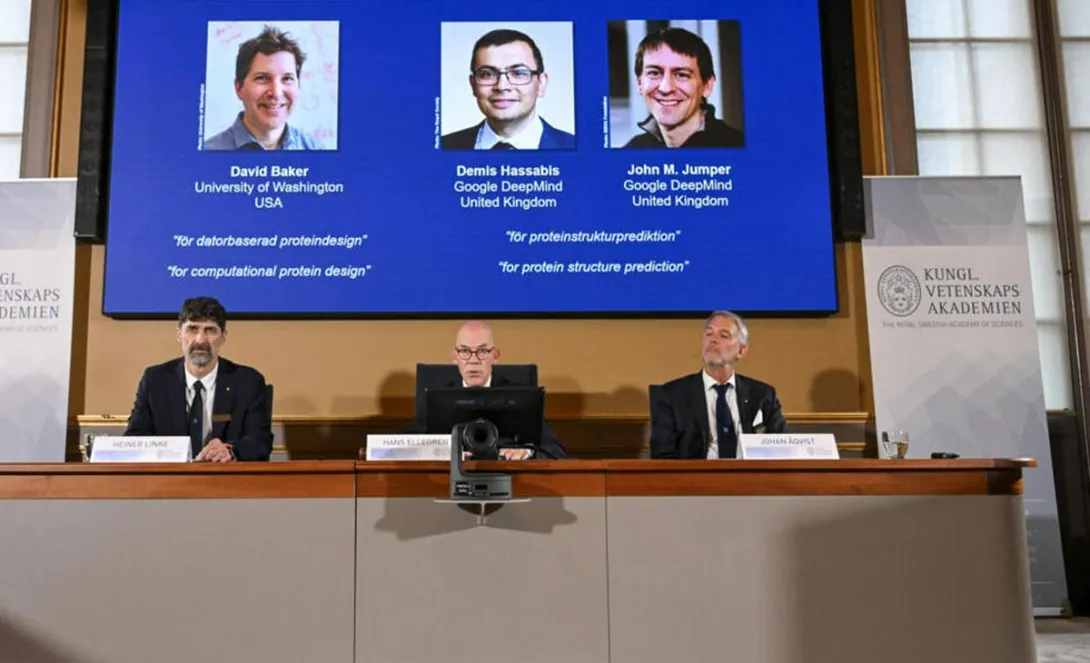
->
[[82, 0, 863, 321]]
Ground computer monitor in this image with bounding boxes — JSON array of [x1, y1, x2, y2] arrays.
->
[[424, 386, 544, 451]]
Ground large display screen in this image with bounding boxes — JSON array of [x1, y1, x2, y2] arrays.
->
[[102, 0, 840, 316]]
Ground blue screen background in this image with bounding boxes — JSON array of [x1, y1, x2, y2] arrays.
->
[[103, 0, 838, 315]]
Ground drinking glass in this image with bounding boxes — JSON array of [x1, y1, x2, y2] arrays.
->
[[881, 431, 909, 459]]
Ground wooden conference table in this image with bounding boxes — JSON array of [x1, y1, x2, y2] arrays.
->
[[0, 459, 1037, 663]]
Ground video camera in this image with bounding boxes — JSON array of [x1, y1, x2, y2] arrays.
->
[[424, 386, 544, 500]]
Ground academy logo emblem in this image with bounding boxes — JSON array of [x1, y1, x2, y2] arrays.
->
[[877, 265, 922, 317]]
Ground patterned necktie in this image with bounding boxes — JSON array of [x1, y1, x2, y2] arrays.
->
[[189, 381, 205, 460], [713, 383, 738, 459]]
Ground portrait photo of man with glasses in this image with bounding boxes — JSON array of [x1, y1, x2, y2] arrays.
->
[[439, 24, 576, 150]]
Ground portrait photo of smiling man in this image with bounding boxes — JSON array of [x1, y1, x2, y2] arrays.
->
[[440, 23, 576, 151], [202, 21, 340, 151], [608, 21, 744, 149]]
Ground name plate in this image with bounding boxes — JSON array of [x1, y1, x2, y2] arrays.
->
[[739, 433, 840, 460], [365, 434, 451, 461], [89, 436, 192, 463]]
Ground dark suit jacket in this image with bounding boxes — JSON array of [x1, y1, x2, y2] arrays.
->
[[407, 376, 566, 459], [442, 118, 576, 150], [123, 357, 274, 461], [649, 371, 786, 459]]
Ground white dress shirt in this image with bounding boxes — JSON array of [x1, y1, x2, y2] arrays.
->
[[462, 375, 493, 387], [474, 115, 544, 150], [185, 362, 218, 446], [702, 369, 742, 459]]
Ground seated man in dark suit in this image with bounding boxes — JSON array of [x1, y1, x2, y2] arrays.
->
[[123, 296, 273, 462], [408, 320, 566, 459], [650, 310, 785, 459], [442, 29, 575, 150]]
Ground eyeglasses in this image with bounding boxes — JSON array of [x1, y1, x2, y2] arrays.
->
[[455, 347, 495, 361], [472, 67, 540, 86]]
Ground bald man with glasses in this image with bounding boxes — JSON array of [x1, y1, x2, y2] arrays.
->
[[442, 28, 575, 150], [407, 320, 566, 460]]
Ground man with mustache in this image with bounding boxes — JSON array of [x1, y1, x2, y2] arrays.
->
[[123, 297, 274, 462], [624, 27, 744, 148], [442, 29, 575, 150], [204, 25, 324, 151], [649, 311, 785, 459], [407, 320, 566, 459]]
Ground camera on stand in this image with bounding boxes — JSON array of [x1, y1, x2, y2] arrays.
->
[[450, 417, 511, 500], [423, 386, 544, 519]]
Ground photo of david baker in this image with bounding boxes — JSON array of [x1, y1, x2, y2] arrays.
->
[[608, 22, 744, 149], [203, 23, 338, 151], [440, 24, 575, 150]]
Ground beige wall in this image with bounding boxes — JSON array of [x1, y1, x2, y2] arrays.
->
[[53, 0, 886, 420]]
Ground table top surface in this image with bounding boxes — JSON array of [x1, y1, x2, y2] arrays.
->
[[0, 458, 1036, 475], [0, 458, 1033, 499]]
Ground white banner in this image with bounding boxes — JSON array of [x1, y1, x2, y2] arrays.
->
[[862, 175, 1067, 612], [0, 178, 77, 462]]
